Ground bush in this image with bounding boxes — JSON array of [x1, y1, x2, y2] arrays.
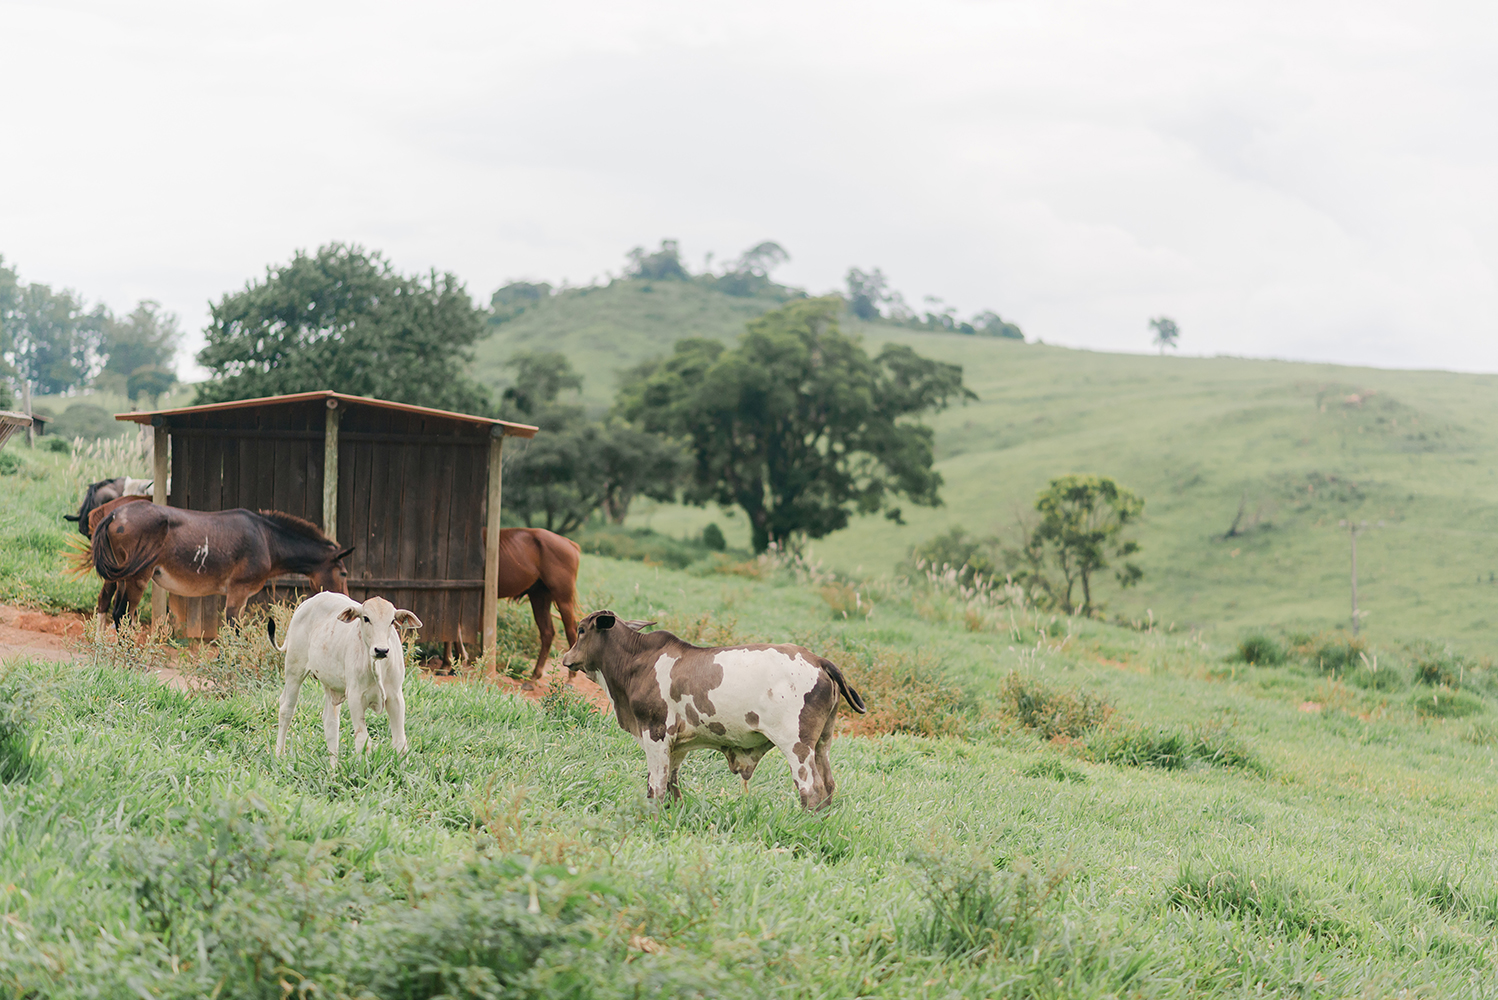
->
[[1083, 720, 1267, 775], [908, 850, 1070, 963], [1234, 632, 1286, 666], [825, 637, 973, 738], [575, 524, 720, 569], [39, 436, 70, 454], [700, 522, 727, 551], [1408, 642, 1475, 688], [998, 672, 1112, 740], [1410, 687, 1486, 719], [1170, 853, 1356, 942], [0, 668, 44, 783], [1295, 633, 1369, 674]]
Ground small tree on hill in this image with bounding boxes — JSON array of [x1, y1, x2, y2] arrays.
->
[[1031, 475, 1144, 615], [845, 268, 889, 320], [1150, 316, 1179, 354]]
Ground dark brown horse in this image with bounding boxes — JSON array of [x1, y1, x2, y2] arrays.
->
[[89, 501, 353, 629], [497, 527, 581, 682]]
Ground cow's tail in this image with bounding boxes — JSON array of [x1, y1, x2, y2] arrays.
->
[[820, 658, 867, 714], [90, 508, 165, 582], [267, 617, 290, 653]]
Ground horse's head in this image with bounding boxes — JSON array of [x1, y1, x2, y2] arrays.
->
[[309, 545, 355, 595]]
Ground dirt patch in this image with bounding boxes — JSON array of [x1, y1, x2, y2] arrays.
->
[[0, 603, 84, 663]]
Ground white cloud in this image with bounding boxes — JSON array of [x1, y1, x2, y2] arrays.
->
[[1, 0, 1494, 375]]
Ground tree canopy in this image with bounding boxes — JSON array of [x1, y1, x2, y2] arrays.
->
[[500, 351, 683, 534], [195, 244, 490, 412], [0, 256, 110, 396], [1150, 316, 1179, 354], [619, 296, 975, 551]]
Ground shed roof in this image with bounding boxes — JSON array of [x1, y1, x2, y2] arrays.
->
[[114, 390, 538, 438]]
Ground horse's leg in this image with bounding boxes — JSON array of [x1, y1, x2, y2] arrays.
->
[[441, 642, 453, 669], [224, 582, 258, 631], [526, 587, 556, 683], [95, 581, 115, 632]]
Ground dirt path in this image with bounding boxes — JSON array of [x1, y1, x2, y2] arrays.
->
[[0, 603, 84, 663], [0, 602, 609, 710]]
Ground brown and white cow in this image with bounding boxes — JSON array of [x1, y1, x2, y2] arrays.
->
[[560, 610, 867, 810]]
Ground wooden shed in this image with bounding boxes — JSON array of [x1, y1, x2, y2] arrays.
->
[[115, 391, 537, 652]]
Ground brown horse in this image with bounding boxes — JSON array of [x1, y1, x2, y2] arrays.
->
[[89, 501, 353, 629], [497, 527, 581, 683]]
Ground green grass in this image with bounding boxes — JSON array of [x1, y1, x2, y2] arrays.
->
[[475, 280, 1498, 655], [5, 547, 1498, 995]]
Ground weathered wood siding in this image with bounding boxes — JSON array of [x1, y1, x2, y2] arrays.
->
[[165, 400, 487, 642]]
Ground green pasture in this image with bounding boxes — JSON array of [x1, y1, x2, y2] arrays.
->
[[477, 281, 1498, 653], [3, 549, 1498, 996]]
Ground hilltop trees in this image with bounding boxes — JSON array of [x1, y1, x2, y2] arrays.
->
[[0, 257, 109, 395], [196, 244, 490, 412], [619, 296, 974, 551]]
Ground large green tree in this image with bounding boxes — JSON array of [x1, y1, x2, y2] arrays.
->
[[619, 296, 974, 551], [102, 300, 180, 381], [501, 352, 683, 534], [1031, 474, 1144, 615], [196, 244, 490, 412], [0, 257, 109, 395]]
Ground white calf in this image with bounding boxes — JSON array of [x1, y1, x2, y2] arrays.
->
[[272, 591, 422, 764]]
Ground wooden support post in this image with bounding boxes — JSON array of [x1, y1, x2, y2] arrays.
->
[[323, 400, 340, 538], [151, 424, 169, 628], [482, 430, 504, 671]]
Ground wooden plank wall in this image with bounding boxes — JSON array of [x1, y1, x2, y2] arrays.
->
[[337, 405, 487, 644], [168, 401, 325, 637], [166, 400, 487, 644]]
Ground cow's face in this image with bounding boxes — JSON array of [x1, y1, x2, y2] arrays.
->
[[561, 610, 617, 672], [311, 545, 356, 595], [337, 596, 422, 663]]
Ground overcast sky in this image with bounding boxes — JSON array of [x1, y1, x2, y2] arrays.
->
[[2, 0, 1495, 376]]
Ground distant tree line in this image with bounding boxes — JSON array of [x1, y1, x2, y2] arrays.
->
[[846, 267, 1023, 339], [0, 255, 179, 408]]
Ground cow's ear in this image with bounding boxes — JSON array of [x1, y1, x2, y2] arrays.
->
[[331, 545, 356, 563], [393, 609, 423, 631], [594, 613, 617, 630], [622, 619, 656, 632], [337, 607, 360, 623]]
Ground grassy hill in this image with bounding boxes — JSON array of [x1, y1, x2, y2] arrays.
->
[[471, 279, 795, 410], [474, 280, 1498, 654]]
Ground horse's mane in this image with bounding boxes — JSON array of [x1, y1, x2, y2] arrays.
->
[[256, 509, 333, 546]]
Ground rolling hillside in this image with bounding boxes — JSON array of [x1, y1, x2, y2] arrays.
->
[[484, 281, 1498, 651]]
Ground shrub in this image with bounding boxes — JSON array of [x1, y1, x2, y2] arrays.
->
[[539, 678, 599, 729], [1022, 755, 1086, 783], [1170, 853, 1356, 942], [1410, 687, 1486, 719], [0, 667, 44, 783], [998, 672, 1112, 740], [39, 436, 70, 454], [907, 850, 1070, 963], [1234, 632, 1286, 666], [700, 522, 727, 551], [575, 524, 719, 569], [825, 637, 973, 738], [820, 582, 874, 620], [0, 451, 20, 475], [1408, 642, 1475, 688], [1083, 720, 1267, 775], [1295, 633, 1368, 674], [1411, 861, 1498, 927]]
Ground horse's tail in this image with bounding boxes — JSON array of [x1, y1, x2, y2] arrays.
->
[[819, 657, 867, 715], [62, 534, 95, 578], [90, 506, 165, 583]]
